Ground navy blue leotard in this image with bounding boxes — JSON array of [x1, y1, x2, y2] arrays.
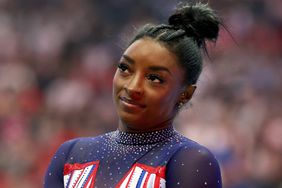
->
[[44, 127, 222, 188]]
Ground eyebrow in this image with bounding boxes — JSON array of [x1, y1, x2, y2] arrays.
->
[[122, 55, 135, 64], [122, 54, 172, 76], [148, 66, 172, 76]]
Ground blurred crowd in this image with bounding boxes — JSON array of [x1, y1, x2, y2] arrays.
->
[[0, 0, 281, 187]]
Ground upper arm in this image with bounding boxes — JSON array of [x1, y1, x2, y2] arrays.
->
[[166, 145, 222, 188], [44, 139, 78, 188]]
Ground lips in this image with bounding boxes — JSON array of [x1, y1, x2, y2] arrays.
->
[[119, 96, 146, 108]]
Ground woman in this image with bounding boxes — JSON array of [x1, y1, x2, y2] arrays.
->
[[44, 3, 222, 188]]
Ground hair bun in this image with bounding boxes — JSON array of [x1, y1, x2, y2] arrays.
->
[[168, 3, 220, 45]]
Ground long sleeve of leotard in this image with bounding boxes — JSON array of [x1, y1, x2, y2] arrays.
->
[[165, 145, 222, 188], [44, 139, 78, 188]]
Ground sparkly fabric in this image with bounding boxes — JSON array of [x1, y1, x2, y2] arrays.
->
[[115, 127, 175, 145], [44, 128, 222, 188]]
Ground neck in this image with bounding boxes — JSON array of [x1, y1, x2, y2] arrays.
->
[[118, 118, 174, 133], [115, 126, 175, 145]]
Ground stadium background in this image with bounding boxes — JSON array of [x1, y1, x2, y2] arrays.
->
[[0, 0, 281, 187]]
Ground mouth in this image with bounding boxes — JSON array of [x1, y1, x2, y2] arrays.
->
[[119, 96, 146, 108]]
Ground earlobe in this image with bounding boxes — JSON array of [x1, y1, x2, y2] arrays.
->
[[186, 85, 196, 100], [178, 85, 197, 104]]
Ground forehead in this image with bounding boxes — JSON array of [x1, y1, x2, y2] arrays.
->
[[123, 38, 182, 72]]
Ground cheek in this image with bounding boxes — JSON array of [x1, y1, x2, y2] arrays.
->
[[147, 89, 178, 110], [112, 72, 121, 98], [113, 71, 122, 90]]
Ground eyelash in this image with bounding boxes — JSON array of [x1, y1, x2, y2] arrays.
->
[[117, 63, 129, 73], [117, 63, 165, 84], [146, 74, 164, 84]]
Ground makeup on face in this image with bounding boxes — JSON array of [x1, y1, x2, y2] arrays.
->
[[113, 38, 186, 131]]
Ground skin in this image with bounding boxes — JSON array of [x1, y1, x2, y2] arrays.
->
[[113, 37, 196, 132]]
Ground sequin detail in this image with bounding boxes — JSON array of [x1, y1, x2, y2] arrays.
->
[[114, 127, 175, 145]]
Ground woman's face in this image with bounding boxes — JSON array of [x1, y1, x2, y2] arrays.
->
[[113, 38, 188, 131]]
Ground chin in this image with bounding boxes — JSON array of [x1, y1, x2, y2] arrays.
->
[[120, 115, 166, 132], [119, 114, 143, 126]]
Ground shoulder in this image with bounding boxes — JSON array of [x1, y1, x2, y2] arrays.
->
[[53, 131, 114, 159], [171, 132, 217, 160], [58, 132, 111, 153], [44, 133, 112, 187], [166, 134, 222, 187], [175, 136, 217, 162]]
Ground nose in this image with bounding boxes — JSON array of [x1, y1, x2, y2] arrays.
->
[[124, 74, 143, 100]]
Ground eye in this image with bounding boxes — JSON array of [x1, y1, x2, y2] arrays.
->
[[147, 74, 164, 84], [117, 63, 129, 73]]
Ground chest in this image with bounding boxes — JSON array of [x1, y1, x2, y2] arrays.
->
[[63, 158, 167, 188], [63, 144, 176, 188]]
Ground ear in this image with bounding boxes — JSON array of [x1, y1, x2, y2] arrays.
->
[[179, 85, 197, 103]]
